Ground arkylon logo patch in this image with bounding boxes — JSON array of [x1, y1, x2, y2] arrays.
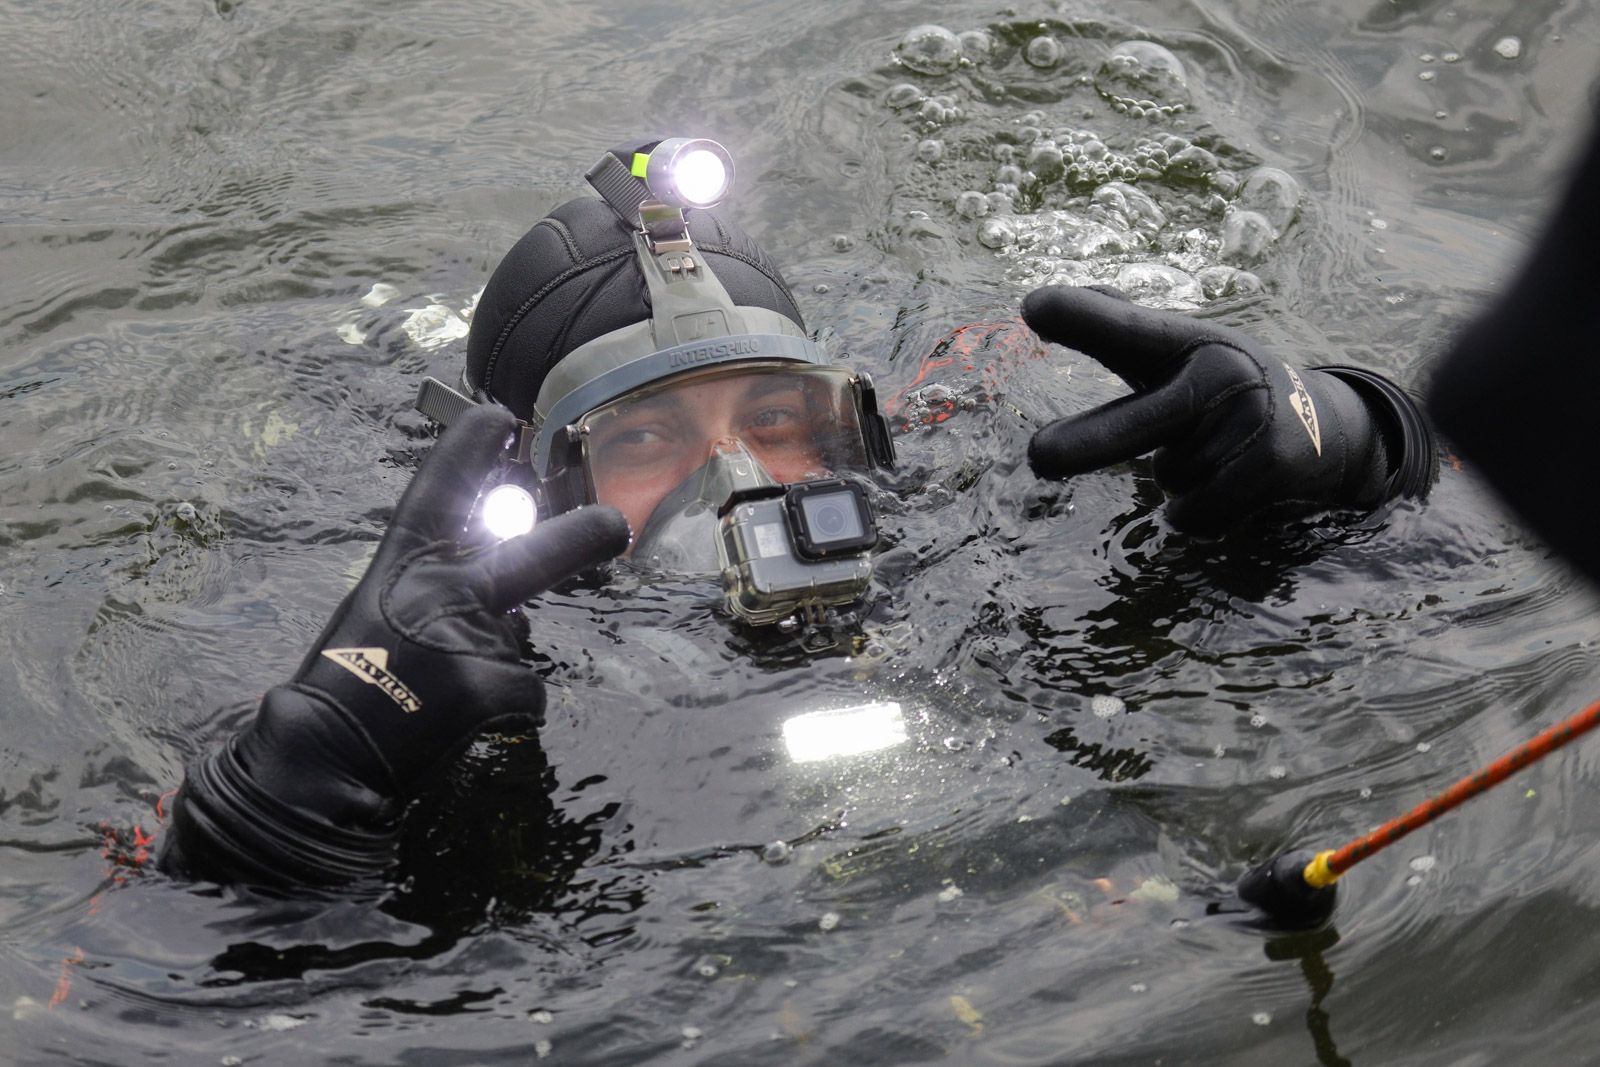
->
[[321, 647, 423, 713], [1284, 365, 1322, 456]]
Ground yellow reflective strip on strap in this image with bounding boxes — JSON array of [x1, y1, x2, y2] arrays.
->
[[1302, 850, 1340, 889], [631, 152, 650, 178]]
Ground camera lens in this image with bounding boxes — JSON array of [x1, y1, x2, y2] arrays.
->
[[800, 489, 864, 543], [813, 502, 847, 537]]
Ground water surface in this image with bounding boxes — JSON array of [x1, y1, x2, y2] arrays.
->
[[4, 0, 1600, 1063]]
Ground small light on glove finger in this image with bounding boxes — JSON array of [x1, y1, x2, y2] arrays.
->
[[479, 483, 537, 541]]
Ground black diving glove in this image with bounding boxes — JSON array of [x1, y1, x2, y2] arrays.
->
[[1021, 285, 1434, 536], [163, 404, 632, 888]]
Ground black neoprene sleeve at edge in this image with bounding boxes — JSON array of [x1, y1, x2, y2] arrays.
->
[[160, 692, 401, 890], [1427, 118, 1600, 587]]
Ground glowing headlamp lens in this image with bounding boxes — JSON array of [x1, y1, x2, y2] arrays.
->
[[673, 150, 728, 207], [480, 484, 537, 541], [641, 137, 734, 209]]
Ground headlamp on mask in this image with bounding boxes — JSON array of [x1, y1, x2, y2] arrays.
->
[[632, 138, 734, 210]]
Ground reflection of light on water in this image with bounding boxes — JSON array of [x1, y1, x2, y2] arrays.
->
[[783, 702, 907, 763], [400, 303, 470, 348], [336, 284, 483, 348]]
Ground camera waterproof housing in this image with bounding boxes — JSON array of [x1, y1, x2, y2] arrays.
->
[[717, 479, 877, 626]]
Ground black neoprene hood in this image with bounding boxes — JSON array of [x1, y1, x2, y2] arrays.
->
[[465, 196, 806, 421]]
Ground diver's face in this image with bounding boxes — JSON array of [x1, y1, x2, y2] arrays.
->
[[586, 373, 831, 540]]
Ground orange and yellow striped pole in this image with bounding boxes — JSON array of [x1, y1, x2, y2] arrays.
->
[[1242, 697, 1600, 926]]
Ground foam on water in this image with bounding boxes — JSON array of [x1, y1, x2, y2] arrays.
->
[[868, 20, 1306, 307]]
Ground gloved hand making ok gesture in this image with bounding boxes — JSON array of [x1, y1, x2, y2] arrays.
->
[[1022, 286, 1434, 536], [162, 405, 632, 888]]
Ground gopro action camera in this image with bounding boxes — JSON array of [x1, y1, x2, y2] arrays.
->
[[717, 479, 878, 627]]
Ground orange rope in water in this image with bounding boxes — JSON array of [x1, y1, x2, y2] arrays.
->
[[1302, 697, 1600, 888]]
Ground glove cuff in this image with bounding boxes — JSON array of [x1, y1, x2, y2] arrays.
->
[[164, 735, 399, 889], [1314, 366, 1437, 501]]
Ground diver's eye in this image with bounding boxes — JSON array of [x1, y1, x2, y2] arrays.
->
[[594, 411, 678, 451], [747, 404, 802, 431], [741, 388, 811, 437], [608, 425, 667, 448]]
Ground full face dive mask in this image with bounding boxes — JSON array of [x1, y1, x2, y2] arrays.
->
[[415, 137, 896, 628]]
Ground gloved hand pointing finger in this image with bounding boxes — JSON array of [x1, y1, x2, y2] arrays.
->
[[1021, 286, 1434, 536]]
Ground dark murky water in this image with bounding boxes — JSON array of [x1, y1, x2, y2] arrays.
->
[[4, 0, 1600, 1063]]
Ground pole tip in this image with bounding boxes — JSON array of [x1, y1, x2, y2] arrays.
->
[[1237, 849, 1339, 930]]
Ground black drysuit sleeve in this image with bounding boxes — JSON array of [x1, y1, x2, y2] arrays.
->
[[1427, 117, 1600, 586]]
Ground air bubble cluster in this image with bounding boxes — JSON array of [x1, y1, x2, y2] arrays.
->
[[875, 21, 1298, 306]]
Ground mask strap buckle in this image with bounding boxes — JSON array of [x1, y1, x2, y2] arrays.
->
[[639, 201, 692, 254], [415, 375, 539, 467]]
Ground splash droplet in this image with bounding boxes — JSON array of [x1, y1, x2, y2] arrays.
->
[[1111, 263, 1202, 308], [955, 191, 991, 218], [958, 30, 993, 63], [885, 83, 924, 110], [1091, 695, 1125, 719], [977, 217, 1016, 249], [1095, 41, 1190, 112], [896, 25, 963, 75], [1025, 36, 1063, 69], [1236, 167, 1301, 236], [1221, 209, 1276, 265]]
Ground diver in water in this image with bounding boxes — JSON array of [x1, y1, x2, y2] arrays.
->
[[159, 137, 1435, 888]]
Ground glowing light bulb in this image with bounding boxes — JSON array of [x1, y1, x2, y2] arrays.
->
[[637, 138, 735, 209], [480, 484, 536, 541], [673, 149, 729, 207]]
